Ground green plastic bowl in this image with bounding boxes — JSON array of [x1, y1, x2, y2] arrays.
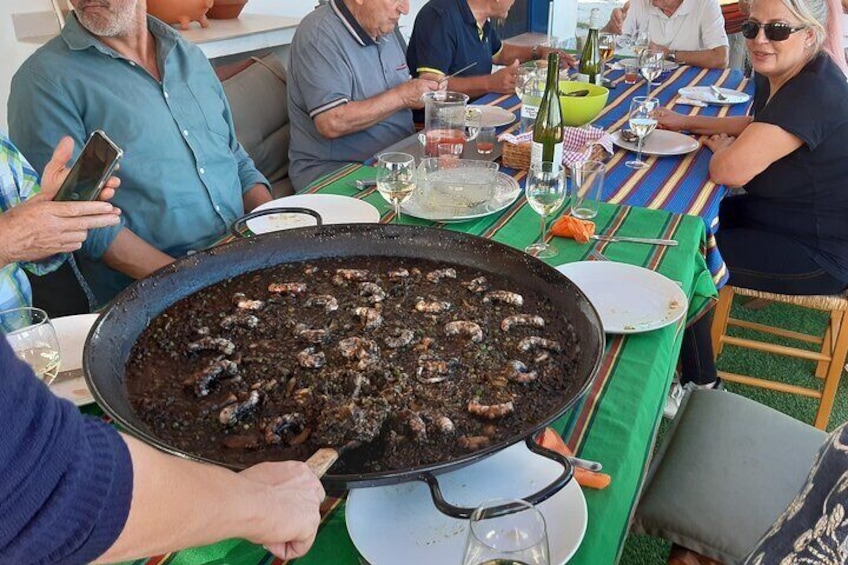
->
[[558, 81, 609, 126]]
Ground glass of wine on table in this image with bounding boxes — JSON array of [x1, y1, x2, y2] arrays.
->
[[0, 307, 61, 385], [462, 498, 551, 565], [375, 152, 417, 223], [626, 96, 660, 169]]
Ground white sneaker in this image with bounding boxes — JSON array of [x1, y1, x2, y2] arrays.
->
[[663, 378, 724, 420], [663, 380, 686, 419]]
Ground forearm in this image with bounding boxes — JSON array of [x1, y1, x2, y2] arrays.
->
[[496, 44, 531, 65], [675, 47, 728, 69], [102, 228, 174, 280], [315, 89, 408, 138], [678, 115, 752, 136], [441, 74, 494, 98], [243, 184, 273, 212], [94, 434, 265, 563]]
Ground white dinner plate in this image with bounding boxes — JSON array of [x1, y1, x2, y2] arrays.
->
[[677, 86, 750, 105], [556, 262, 688, 334], [246, 194, 380, 234], [346, 441, 588, 565], [469, 104, 516, 128], [617, 58, 679, 72], [611, 129, 700, 157], [402, 171, 521, 223], [51, 314, 98, 406]]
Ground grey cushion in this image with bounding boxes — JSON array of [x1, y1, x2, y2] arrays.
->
[[222, 53, 293, 198], [633, 390, 828, 564]]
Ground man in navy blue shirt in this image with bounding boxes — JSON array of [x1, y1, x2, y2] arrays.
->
[[407, 0, 577, 98]]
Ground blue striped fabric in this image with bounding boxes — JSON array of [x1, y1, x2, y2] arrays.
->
[[475, 64, 754, 287]]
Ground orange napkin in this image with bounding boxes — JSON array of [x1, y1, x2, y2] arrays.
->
[[551, 215, 596, 244], [536, 428, 612, 490]]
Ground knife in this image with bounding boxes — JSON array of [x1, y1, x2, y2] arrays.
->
[[709, 85, 728, 101], [591, 234, 678, 246]]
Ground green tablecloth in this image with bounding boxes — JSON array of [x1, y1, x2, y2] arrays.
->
[[125, 162, 716, 565]]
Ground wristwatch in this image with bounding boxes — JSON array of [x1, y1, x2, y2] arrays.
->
[[531, 44, 541, 60], [667, 50, 677, 63]]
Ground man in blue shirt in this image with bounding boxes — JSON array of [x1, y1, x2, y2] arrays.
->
[[8, 0, 272, 306], [407, 0, 577, 98]]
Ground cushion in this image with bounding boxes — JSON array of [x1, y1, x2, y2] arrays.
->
[[633, 390, 827, 563], [221, 53, 293, 197]]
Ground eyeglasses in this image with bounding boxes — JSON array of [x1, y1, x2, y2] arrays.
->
[[740, 21, 808, 41]]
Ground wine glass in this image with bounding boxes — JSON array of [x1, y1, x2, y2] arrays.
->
[[0, 307, 61, 385], [639, 48, 664, 97], [626, 96, 659, 169], [462, 498, 550, 565], [598, 33, 617, 85], [524, 161, 566, 259], [376, 152, 417, 223], [631, 30, 649, 57]]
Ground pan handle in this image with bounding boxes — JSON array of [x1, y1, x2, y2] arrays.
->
[[230, 207, 324, 239], [417, 436, 574, 519]]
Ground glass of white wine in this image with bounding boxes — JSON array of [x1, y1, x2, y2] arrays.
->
[[598, 33, 616, 85], [524, 161, 566, 259], [0, 307, 61, 385], [639, 48, 664, 97], [626, 96, 660, 169], [376, 152, 417, 223], [462, 498, 550, 565]]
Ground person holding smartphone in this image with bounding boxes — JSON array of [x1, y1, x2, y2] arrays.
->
[[0, 133, 121, 312], [8, 0, 274, 309]]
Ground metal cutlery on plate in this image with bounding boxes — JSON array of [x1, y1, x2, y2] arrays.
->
[[709, 85, 728, 101]]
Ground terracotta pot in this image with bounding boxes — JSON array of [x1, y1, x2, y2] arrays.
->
[[207, 0, 249, 19], [147, 0, 213, 30]]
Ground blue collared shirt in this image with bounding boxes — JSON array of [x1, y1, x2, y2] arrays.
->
[[407, 0, 503, 79], [8, 14, 267, 306]]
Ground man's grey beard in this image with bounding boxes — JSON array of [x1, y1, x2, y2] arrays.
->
[[75, 1, 138, 37]]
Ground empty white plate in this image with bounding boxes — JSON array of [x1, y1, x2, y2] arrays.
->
[[51, 314, 98, 406], [556, 261, 688, 334], [677, 86, 751, 105], [611, 129, 700, 157], [469, 105, 516, 128], [246, 194, 380, 234], [346, 441, 587, 565]]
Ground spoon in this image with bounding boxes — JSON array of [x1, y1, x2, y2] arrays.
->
[[560, 89, 590, 97]]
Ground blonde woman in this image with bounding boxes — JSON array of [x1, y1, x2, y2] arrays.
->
[[658, 0, 848, 413]]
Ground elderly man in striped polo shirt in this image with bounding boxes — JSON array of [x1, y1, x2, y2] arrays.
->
[[287, 0, 441, 192]]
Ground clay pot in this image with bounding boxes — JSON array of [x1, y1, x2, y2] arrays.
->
[[147, 0, 213, 30], [207, 0, 249, 19]]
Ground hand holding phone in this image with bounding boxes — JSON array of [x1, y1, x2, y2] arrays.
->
[[53, 130, 123, 202]]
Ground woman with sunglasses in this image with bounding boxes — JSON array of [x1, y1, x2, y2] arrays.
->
[[656, 0, 848, 417]]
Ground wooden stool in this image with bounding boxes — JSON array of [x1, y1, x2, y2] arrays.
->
[[710, 286, 848, 429]]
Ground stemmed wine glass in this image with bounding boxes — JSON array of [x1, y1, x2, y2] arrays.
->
[[639, 48, 664, 97], [631, 30, 649, 57], [626, 96, 659, 169], [524, 161, 566, 259], [598, 33, 617, 85], [376, 152, 417, 223], [462, 498, 550, 565], [0, 307, 61, 385]]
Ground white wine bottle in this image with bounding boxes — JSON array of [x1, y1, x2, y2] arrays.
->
[[531, 53, 564, 167], [576, 9, 602, 85]]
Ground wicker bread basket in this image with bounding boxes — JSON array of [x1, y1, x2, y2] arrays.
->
[[502, 141, 608, 173]]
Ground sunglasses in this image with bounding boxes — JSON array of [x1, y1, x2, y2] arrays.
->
[[741, 21, 808, 41]]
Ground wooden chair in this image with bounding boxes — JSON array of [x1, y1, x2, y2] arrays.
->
[[710, 285, 848, 429]]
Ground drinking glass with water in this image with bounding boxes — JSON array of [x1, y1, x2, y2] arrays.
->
[[462, 498, 550, 565]]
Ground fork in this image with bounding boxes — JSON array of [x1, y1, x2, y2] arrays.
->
[[709, 85, 728, 101], [588, 249, 609, 262]]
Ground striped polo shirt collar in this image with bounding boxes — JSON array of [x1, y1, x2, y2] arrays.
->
[[330, 0, 376, 47]]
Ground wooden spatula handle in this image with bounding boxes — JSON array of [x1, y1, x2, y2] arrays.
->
[[305, 447, 339, 478]]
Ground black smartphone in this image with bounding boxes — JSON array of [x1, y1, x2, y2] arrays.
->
[[53, 130, 123, 202]]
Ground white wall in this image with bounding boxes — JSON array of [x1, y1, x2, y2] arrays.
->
[[1, 0, 53, 131]]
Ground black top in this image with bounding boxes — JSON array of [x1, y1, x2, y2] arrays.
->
[[744, 54, 848, 283]]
